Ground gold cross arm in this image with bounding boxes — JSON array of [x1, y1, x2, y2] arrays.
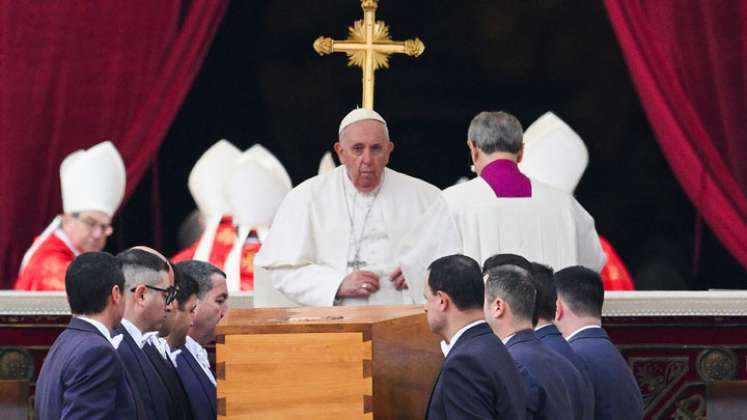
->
[[313, 0, 425, 109]]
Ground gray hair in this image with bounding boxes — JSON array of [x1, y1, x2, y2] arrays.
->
[[484, 264, 536, 322], [468, 111, 523, 154], [174, 260, 226, 299]]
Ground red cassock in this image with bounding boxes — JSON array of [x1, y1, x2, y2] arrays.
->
[[599, 235, 635, 291], [172, 217, 261, 291], [14, 234, 75, 291]]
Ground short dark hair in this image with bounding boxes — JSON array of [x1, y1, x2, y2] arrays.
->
[[173, 265, 200, 311], [483, 253, 533, 273], [484, 265, 536, 322], [554, 266, 604, 319], [529, 263, 557, 322], [427, 254, 484, 311], [116, 249, 170, 289], [65, 252, 124, 315], [174, 260, 226, 299]]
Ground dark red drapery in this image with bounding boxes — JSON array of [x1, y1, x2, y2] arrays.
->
[[0, 0, 229, 287], [604, 0, 747, 270]]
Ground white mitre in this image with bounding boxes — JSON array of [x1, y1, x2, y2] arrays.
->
[[222, 155, 292, 291], [518, 112, 589, 194], [338, 108, 387, 135], [188, 140, 241, 217], [61, 141, 126, 215], [188, 140, 241, 261], [318, 151, 337, 174], [20, 141, 126, 269], [243, 144, 292, 190]]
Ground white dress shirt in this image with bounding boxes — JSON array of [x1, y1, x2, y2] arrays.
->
[[440, 320, 486, 357], [565, 324, 602, 341], [147, 335, 182, 367], [120, 318, 158, 350], [77, 316, 122, 349], [184, 336, 216, 386], [501, 333, 516, 345], [534, 323, 553, 332]]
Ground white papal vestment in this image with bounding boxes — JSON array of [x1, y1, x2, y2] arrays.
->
[[254, 166, 455, 307]]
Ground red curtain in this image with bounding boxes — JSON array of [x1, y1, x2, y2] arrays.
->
[[0, 1, 229, 287], [604, 1, 747, 270]]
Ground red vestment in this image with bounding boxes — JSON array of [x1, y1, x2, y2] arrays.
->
[[14, 233, 76, 291], [172, 217, 260, 291], [599, 236, 635, 291]]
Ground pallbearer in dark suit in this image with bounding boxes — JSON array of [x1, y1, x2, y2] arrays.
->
[[527, 262, 595, 420], [424, 255, 526, 420], [555, 266, 644, 420], [483, 263, 574, 420], [174, 260, 230, 420], [114, 248, 176, 420], [35, 252, 143, 420], [144, 264, 201, 420]]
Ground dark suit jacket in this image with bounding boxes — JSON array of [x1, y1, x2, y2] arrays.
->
[[426, 322, 527, 419], [535, 324, 595, 420], [569, 327, 644, 420], [506, 329, 574, 420], [143, 342, 194, 420], [115, 325, 172, 420], [35, 318, 142, 420], [176, 344, 217, 420]]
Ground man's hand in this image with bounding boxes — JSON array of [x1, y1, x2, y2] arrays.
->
[[389, 266, 408, 290], [337, 271, 381, 298]]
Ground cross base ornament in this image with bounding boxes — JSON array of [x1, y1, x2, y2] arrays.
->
[[313, 0, 425, 110]]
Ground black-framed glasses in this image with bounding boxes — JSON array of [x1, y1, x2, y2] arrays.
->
[[131, 284, 178, 305]]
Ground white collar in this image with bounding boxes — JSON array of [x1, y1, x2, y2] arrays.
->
[[54, 229, 81, 255], [121, 318, 157, 350], [534, 323, 553, 332], [185, 336, 216, 386], [501, 333, 516, 345], [150, 336, 182, 367], [565, 324, 602, 341], [77, 316, 122, 349], [440, 320, 486, 357]]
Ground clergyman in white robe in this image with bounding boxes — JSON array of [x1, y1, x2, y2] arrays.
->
[[401, 111, 605, 287], [254, 165, 451, 306], [254, 109, 457, 307]]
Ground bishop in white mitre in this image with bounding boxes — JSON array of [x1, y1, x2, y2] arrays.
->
[[402, 111, 605, 295], [254, 109, 457, 307]]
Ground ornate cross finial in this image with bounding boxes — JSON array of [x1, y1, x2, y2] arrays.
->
[[313, 0, 425, 109]]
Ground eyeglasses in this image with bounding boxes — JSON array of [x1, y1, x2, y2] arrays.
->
[[131, 284, 178, 305], [73, 215, 113, 236]]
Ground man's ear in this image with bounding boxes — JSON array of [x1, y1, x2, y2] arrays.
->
[[436, 291, 449, 312], [130, 284, 147, 304], [112, 284, 120, 301], [554, 297, 564, 322], [467, 140, 479, 163], [334, 142, 344, 161], [485, 296, 504, 320], [516, 143, 524, 163]]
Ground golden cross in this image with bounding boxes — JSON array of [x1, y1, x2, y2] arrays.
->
[[313, 0, 425, 110]]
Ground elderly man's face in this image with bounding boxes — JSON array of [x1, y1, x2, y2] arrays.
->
[[62, 210, 112, 253], [334, 120, 394, 193]]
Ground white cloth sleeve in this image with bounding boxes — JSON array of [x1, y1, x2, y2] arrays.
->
[[572, 199, 607, 272], [270, 264, 345, 307]]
